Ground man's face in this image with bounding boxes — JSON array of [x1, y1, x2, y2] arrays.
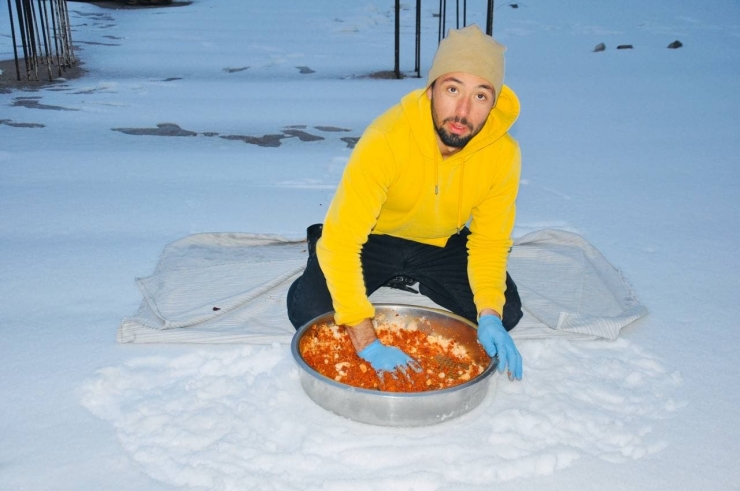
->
[[427, 72, 496, 157]]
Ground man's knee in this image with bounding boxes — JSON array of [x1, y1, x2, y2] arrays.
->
[[286, 257, 334, 330], [502, 272, 523, 331], [286, 277, 305, 329]]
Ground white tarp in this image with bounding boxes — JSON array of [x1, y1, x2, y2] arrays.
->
[[117, 229, 647, 344]]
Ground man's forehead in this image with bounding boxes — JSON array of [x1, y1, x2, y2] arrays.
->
[[437, 73, 494, 92]]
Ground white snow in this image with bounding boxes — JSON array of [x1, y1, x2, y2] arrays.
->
[[1, 1, 739, 490]]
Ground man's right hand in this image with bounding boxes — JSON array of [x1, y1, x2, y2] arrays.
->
[[345, 318, 420, 373], [358, 339, 419, 373]]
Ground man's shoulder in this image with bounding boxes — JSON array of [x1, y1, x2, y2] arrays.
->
[[367, 89, 427, 138]]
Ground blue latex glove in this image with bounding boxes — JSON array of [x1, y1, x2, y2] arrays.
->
[[477, 315, 522, 380], [358, 340, 421, 374]]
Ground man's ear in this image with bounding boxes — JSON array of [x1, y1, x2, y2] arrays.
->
[[426, 85, 433, 100]]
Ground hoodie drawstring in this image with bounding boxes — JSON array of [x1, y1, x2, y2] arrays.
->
[[434, 155, 439, 195], [434, 153, 466, 234], [456, 161, 465, 234]]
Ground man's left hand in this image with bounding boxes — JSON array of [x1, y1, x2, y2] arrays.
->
[[477, 314, 522, 380]]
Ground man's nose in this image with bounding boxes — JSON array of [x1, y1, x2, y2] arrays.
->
[[456, 97, 471, 117]]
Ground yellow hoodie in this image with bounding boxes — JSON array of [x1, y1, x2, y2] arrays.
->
[[317, 85, 521, 326]]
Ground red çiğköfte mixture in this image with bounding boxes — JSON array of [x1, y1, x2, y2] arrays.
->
[[299, 316, 491, 392]]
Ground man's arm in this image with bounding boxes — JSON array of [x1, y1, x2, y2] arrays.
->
[[478, 308, 500, 319], [344, 318, 377, 352], [468, 138, 521, 317], [317, 129, 396, 327]]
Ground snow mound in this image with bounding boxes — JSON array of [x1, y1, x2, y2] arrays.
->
[[80, 338, 684, 489]]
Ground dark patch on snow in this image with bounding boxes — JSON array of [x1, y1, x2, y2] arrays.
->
[[71, 10, 115, 21], [108, 122, 353, 147], [296, 66, 315, 75], [0, 119, 46, 128], [593, 43, 606, 52], [112, 123, 197, 136], [341, 136, 359, 149], [315, 126, 351, 133], [75, 40, 121, 46], [12, 97, 79, 111], [283, 129, 324, 142], [616, 44, 634, 50], [223, 67, 249, 73], [0, 58, 86, 93], [221, 134, 287, 147], [366, 70, 406, 79], [667, 40, 683, 49]]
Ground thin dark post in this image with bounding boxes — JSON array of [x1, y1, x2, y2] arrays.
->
[[48, 0, 62, 74], [415, 0, 421, 78], [51, 0, 74, 68], [456, 0, 459, 29], [486, 0, 494, 35], [440, 0, 447, 40], [438, 0, 443, 43], [12, 0, 24, 79], [7, 0, 21, 80], [463, 0, 467, 27], [16, 0, 35, 80], [34, 0, 53, 81], [23, 0, 39, 79], [29, 0, 41, 79], [61, 0, 75, 65], [394, 0, 400, 78]]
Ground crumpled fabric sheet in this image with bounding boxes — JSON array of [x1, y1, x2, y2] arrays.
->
[[117, 229, 647, 344]]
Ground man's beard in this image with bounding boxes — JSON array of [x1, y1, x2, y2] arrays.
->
[[431, 99, 486, 149]]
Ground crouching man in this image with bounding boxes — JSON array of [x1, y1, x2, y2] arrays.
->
[[287, 25, 524, 380]]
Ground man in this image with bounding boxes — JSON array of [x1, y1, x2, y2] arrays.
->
[[287, 24, 524, 380]]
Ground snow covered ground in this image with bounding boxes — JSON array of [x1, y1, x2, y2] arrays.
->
[[1, 0, 739, 490]]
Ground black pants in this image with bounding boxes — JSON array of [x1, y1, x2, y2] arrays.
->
[[286, 228, 523, 331]]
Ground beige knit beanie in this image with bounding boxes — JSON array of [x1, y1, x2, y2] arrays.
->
[[427, 24, 506, 101]]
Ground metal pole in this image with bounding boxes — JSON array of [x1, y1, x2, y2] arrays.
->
[[27, 0, 41, 80], [394, 0, 400, 79], [486, 0, 494, 36], [62, 0, 76, 65], [437, 0, 442, 43], [415, 0, 421, 78], [441, 0, 447, 40], [16, 0, 34, 80], [48, 0, 62, 74], [6, 0, 22, 80], [51, 0, 67, 67], [35, 0, 53, 81]]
